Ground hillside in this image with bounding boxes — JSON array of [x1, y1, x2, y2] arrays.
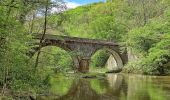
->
[[47, 0, 170, 75]]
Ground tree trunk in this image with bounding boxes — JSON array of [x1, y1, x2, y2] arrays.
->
[[34, 0, 48, 68]]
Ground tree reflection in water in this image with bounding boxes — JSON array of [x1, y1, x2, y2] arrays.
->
[[37, 74, 170, 100]]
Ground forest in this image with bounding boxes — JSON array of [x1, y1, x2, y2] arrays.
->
[[0, 0, 170, 99]]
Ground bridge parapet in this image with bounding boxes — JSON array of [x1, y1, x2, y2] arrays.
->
[[34, 34, 118, 46]]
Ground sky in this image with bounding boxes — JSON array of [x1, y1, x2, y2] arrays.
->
[[66, 0, 105, 9], [52, 0, 105, 13]]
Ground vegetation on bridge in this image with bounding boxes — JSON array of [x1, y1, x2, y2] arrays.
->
[[0, 0, 170, 98]]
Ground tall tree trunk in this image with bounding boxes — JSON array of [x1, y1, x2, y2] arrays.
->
[[35, 0, 49, 68], [29, 11, 36, 34], [142, 0, 147, 26]]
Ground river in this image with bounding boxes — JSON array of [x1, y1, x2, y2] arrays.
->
[[37, 74, 170, 100]]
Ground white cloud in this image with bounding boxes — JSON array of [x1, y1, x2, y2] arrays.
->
[[66, 1, 81, 9], [51, 1, 81, 13]]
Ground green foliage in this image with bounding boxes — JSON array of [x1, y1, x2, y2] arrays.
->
[[0, 3, 34, 90], [49, 2, 127, 42], [0, 0, 65, 97], [91, 50, 110, 68], [126, 19, 165, 56], [123, 8, 170, 75], [49, 74, 73, 96], [34, 47, 74, 73], [90, 79, 107, 94], [0, 0, 170, 98], [141, 35, 170, 75], [47, 0, 170, 75]]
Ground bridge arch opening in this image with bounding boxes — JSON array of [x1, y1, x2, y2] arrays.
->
[[90, 48, 123, 72], [30, 46, 79, 72]]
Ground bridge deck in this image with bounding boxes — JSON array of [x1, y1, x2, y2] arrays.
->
[[34, 34, 118, 46]]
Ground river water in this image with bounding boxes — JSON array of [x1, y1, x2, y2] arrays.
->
[[38, 74, 170, 100]]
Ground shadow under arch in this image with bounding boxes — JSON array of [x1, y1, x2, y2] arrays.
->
[[29, 44, 79, 71], [90, 47, 124, 71]]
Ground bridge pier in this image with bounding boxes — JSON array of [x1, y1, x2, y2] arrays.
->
[[78, 58, 90, 73]]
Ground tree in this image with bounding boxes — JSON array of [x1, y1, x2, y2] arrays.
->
[[0, 0, 66, 97]]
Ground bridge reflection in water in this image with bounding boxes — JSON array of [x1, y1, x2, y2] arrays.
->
[[37, 74, 170, 100]]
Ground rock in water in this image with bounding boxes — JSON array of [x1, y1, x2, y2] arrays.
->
[[106, 69, 122, 73]]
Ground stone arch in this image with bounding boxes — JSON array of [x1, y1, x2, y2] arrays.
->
[[91, 47, 124, 71], [29, 44, 79, 70]]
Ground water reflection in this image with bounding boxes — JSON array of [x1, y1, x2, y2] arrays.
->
[[38, 74, 170, 100], [49, 75, 73, 96], [125, 75, 170, 100]]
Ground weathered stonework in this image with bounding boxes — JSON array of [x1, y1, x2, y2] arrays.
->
[[106, 55, 118, 70], [29, 34, 128, 73]]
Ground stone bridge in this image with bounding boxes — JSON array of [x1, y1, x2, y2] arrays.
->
[[29, 34, 128, 73]]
